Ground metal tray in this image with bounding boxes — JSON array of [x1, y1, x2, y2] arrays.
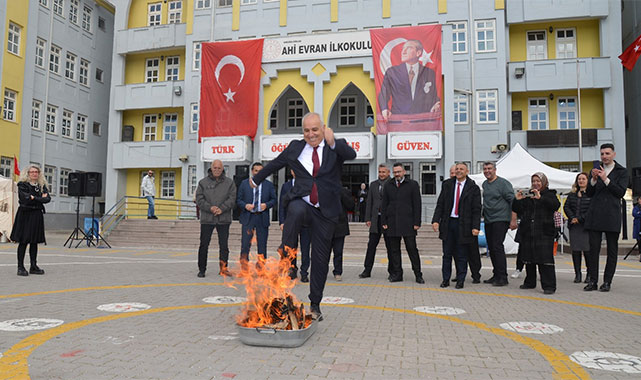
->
[[237, 320, 317, 348]]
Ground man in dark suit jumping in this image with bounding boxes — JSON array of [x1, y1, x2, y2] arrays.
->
[[279, 169, 311, 283], [251, 112, 357, 320]]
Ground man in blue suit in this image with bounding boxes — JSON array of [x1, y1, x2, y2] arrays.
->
[[279, 169, 311, 283], [237, 162, 277, 266], [251, 112, 356, 321]]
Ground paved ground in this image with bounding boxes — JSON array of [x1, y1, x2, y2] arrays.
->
[[1, 231, 641, 380]]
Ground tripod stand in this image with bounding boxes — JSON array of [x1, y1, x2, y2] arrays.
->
[[623, 240, 639, 260], [64, 196, 89, 248], [75, 196, 110, 248]]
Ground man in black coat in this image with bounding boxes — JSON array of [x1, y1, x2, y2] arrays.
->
[[381, 163, 424, 284], [359, 163, 392, 279], [431, 163, 481, 289], [583, 143, 629, 292], [279, 169, 311, 283], [251, 112, 357, 320]]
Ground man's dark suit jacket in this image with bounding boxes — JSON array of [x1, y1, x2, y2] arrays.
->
[[236, 178, 277, 228], [431, 177, 481, 245], [253, 138, 357, 221], [279, 179, 295, 225], [584, 161, 629, 233], [378, 64, 440, 115], [381, 178, 422, 237], [365, 178, 390, 234]]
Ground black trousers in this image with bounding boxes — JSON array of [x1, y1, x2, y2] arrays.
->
[[198, 223, 230, 272], [363, 217, 391, 274], [523, 263, 556, 291], [388, 235, 422, 280], [467, 239, 482, 280], [281, 199, 336, 305], [17, 242, 38, 268], [240, 214, 269, 260], [441, 218, 468, 282], [331, 236, 345, 276], [572, 251, 589, 276], [588, 230, 619, 284], [292, 228, 311, 277], [485, 221, 509, 282]]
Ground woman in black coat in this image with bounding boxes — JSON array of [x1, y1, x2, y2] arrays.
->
[[512, 172, 561, 294], [10, 165, 51, 276], [563, 172, 591, 283]]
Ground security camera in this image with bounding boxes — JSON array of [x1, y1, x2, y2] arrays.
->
[[491, 144, 508, 153], [178, 155, 189, 162]]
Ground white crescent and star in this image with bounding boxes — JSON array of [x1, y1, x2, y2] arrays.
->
[[215, 55, 245, 103], [379, 38, 434, 74]]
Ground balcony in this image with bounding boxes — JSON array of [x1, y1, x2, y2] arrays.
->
[[509, 128, 613, 162], [116, 23, 186, 55], [113, 81, 185, 111], [506, 0, 608, 24], [508, 58, 611, 92], [111, 140, 194, 169]]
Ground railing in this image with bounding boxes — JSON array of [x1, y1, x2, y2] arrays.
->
[[101, 196, 197, 236]]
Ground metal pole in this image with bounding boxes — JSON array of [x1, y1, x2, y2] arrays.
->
[[468, 0, 476, 173], [577, 59, 583, 170]]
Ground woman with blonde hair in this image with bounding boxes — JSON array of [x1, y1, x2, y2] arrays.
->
[[563, 172, 592, 283], [10, 164, 51, 276]]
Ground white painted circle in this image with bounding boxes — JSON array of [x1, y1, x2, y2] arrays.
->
[[97, 303, 151, 313], [413, 306, 466, 315], [202, 296, 247, 304], [208, 335, 238, 341], [321, 296, 354, 304], [0, 318, 64, 331], [500, 322, 563, 335], [570, 351, 641, 374]]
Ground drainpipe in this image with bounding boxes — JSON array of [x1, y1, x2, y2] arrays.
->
[[468, 0, 476, 173], [41, 4, 55, 168]]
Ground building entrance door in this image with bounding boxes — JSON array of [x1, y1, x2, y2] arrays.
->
[[341, 163, 369, 221]]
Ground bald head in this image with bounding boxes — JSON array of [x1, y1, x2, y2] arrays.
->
[[211, 160, 224, 178]]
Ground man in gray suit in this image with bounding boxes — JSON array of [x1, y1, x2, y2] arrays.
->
[[359, 163, 392, 278]]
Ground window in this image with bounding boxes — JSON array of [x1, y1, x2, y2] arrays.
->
[[79, 58, 89, 86], [76, 114, 86, 140], [44, 166, 56, 195], [556, 28, 576, 59], [420, 163, 437, 195], [161, 171, 175, 198], [65, 52, 76, 81], [190, 103, 199, 133], [526, 31, 547, 60], [287, 98, 304, 128], [40, 0, 49, 7], [528, 98, 548, 130], [338, 96, 356, 127], [193, 42, 202, 70], [559, 164, 579, 172], [451, 21, 467, 53], [476, 90, 497, 124], [53, 0, 63, 16], [69, 0, 79, 24], [95, 68, 103, 82], [168, 1, 182, 24], [7, 23, 21, 55], [196, 0, 211, 9], [146, 58, 159, 82], [143, 114, 157, 141], [35, 38, 46, 67], [165, 56, 179, 81], [218, 0, 233, 6], [62, 109, 73, 138], [269, 108, 277, 129], [241, 0, 257, 3], [187, 165, 197, 196], [0, 156, 12, 178], [32, 100, 42, 130], [475, 19, 495, 53], [453, 93, 468, 124], [82, 6, 92, 32], [98, 17, 105, 31], [148, 3, 161, 26], [93, 121, 101, 136], [365, 104, 374, 126], [402, 163, 412, 181], [59, 168, 70, 195], [163, 113, 178, 140], [46, 104, 57, 133], [3, 89, 16, 122], [49, 44, 61, 74], [558, 97, 577, 129]]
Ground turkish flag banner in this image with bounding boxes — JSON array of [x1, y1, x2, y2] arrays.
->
[[619, 33, 641, 71], [370, 25, 442, 134], [199, 39, 264, 141], [13, 155, 20, 176]]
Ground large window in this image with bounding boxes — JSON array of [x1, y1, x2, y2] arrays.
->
[[451, 21, 467, 54], [556, 28, 576, 59], [338, 96, 356, 127], [7, 22, 21, 55], [79, 58, 89, 86], [76, 114, 87, 141], [476, 90, 497, 124], [53, 0, 64, 16], [558, 97, 577, 129], [49, 44, 61, 74], [453, 93, 468, 124], [241, 0, 257, 4], [196, 0, 211, 9], [475, 19, 495, 53], [65, 52, 76, 81], [287, 98, 304, 128], [40, 0, 49, 7], [193, 42, 202, 70], [526, 31, 547, 60], [35, 38, 46, 67], [420, 163, 437, 195], [146, 58, 159, 82], [166, 56, 179, 81], [61, 109, 73, 138], [218, 0, 233, 6], [93, 121, 101, 136], [528, 98, 548, 130], [44, 165, 56, 195], [46, 104, 57, 133], [32, 100, 42, 130], [0, 156, 12, 178], [187, 165, 197, 196], [143, 114, 157, 141], [190, 103, 199, 133], [161, 171, 175, 198], [69, 0, 79, 24], [59, 168, 71, 196], [168, 1, 182, 24], [269, 108, 277, 129], [148, 3, 162, 26], [3, 89, 16, 122], [82, 6, 92, 32], [163, 113, 178, 140]]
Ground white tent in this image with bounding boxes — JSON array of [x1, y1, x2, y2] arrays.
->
[[0, 175, 17, 241], [469, 143, 578, 192]]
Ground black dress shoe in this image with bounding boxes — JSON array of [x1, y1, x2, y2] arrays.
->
[[197, 271, 205, 278], [584, 276, 589, 284], [455, 281, 464, 289], [440, 280, 449, 288], [584, 282, 598, 291], [472, 278, 481, 284], [17, 267, 28, 276], [358, 271, 371, 278], [288, 268, 297, 280], [543, 289, 555, 295], [519, 284, 535, 289], [29, 266, 44, 275], [415, 276, 425, 284], [492, 279, 508, 287], [599, 282, 611, 292], [483, 277, 496, 284], [388, 277, 403, 283], [574, 274, 582, 283], [310, 303, 323, 321], [300, 274, 309, 283]]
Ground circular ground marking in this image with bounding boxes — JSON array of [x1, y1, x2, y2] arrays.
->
[[570, 351, 641, 374], [413, 306, 466, 315], [321, 296, 354, 304], [0, 318, 64, 332], [500, 322, 563, 335], [202, 296, 246, 304], [208, 335, 238, 341], [97, 303, 151, 313]]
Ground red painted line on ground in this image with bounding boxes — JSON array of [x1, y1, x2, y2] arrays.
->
[[60, 349, 84, 358]]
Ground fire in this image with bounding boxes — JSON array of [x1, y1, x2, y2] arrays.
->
[[227, 246, 312, 330]]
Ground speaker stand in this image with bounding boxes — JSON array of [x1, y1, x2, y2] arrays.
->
[[75, 196, 111, 248], [64, 196, 89, 248], [623, 241, 639, 260]]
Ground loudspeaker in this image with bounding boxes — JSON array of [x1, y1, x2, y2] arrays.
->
[[633, 176, 641, 197], [512, 111, 522, 131], [85, 172, 102, 197], [68, 172, 86, 196]]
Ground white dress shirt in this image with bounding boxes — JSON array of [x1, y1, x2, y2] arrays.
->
[[297, 140, 325, 207]]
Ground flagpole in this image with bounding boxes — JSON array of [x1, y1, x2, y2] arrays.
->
[[577, 58, 583, 170], [468, 0, 476, 173]]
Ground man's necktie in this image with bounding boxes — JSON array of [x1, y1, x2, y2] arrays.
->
[[454, 182, 461, 216], [408, 67, 415, 85], [253, 187, 260, 212], [310, 146, 320, 205], [396, 181, 400, 188]]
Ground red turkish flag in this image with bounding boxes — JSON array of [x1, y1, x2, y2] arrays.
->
[[199, 39, 264, 141], [13, 155, 20, 176], [619, 33, 641, 71]]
